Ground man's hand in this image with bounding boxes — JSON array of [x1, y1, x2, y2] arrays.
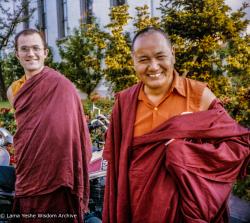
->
[[165, 112, 194, 146]]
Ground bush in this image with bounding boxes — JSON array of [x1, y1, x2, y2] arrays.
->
[[82, 97, 114, 149], [83, 97, 114, 119], [0, 108, 16, 134], [233, 167, 250, 201], [0, 108, 16, 165]]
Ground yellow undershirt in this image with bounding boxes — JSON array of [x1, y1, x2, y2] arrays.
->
[[11, 75, 26, 97]]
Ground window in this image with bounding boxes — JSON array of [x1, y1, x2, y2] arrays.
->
[[22, 0, 29, 29], [110, 0, 126, 7], [37, 0, 46, 33], [80, 0, 93, 24], [57, 0, 68, 38]]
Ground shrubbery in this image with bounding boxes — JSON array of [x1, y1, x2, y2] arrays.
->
[[83, 97, 114, 119], [233, 172, 250, 201], [0, 108, 16, 134], [0, 108, 16, 165]]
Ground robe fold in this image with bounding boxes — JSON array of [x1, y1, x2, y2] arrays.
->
[[13, 67, 91, 211], [102, 83, 250, 223]]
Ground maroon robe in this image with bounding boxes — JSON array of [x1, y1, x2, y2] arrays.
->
[[13, 67, 91, 216], [103, 83, 250, 223]]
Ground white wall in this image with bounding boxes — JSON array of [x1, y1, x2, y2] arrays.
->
[[92, 0, 110, 29], [12, 0, 162, 60], [28, 0, 37, 28], [126, 0, 161, 36], [225, 0, 250, 19], [44, 1, 60, 61], [67, 0, 81, 33], [152, 0, 161, 17]]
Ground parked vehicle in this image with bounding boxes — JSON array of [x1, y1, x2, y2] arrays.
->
[[87, 112, 109, 221], [0, 128, 15, 223]]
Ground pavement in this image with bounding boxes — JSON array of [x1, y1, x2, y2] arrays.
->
[[229, 194, 250, 223]]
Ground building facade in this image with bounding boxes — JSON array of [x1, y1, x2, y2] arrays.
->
[[0, 0, 161, 97], [14, 0, 161, 61]]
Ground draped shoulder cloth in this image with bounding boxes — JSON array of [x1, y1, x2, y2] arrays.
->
[[103, 83, 250, 223], [13, 67, 91, 211]]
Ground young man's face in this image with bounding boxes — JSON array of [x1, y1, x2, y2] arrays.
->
[[132, 32, 175, 93], [16, 33, 48, 76]]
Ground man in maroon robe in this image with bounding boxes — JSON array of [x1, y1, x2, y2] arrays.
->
[[102, 27, 250, 223], [7, 29, 91, 222]]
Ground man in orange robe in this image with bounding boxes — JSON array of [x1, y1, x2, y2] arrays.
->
[[7, 29, 91, 222], [102, 27, 250, 223]]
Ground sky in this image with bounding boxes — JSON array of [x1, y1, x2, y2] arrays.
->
[[225, 0, 250, 33], [225, 0, 250, 19]]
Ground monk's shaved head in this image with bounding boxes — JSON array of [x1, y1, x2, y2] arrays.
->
[[132, 27, 172, 52]]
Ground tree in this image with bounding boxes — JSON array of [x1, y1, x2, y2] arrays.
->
[[133, 5, 160, 32], [2, 53, 23, 88], [104, 5, 136, 92], [105, 4, 164, 92], [0, 0, 35, 100], [57, 22, 107, 97], [160, 0, 250, 126]]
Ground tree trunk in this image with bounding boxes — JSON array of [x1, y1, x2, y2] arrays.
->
[[0, 62, 7, 101]]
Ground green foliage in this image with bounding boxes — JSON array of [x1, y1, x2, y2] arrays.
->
[[0, 108, 16, 135], [220, 79, 250, 126], [160, 0, 250, 127], [83, 97, 114, 119], [83, 97, 114, 148], [45, 47, 61, 70], [104, 5, 137, 92], [233, 173, 250, 201], [133, 5, 160, 31], [104, 4, 162, 92], [57, 22, 107, 97], [223, 35, 250, 126], [0, 101, 11, 109], [2, 53, 23, 88], [0, 0, 35, 100]]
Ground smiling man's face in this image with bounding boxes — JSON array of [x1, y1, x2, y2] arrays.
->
[[16, 33, 48, 77], [132, 31, 175, 94]]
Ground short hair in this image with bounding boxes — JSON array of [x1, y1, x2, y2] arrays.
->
[[15, 28, 47, 50], [131, 27, 172, 51]]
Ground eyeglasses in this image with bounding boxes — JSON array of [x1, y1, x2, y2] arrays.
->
[[18, 46, 44, 54]]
